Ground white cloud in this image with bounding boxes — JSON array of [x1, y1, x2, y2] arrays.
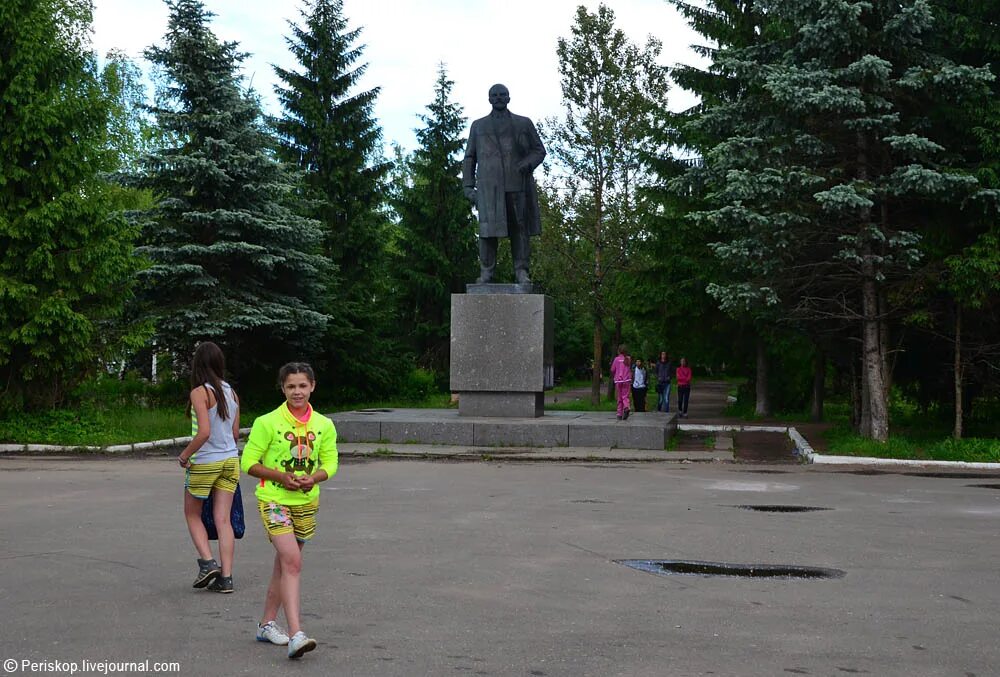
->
[[91, 0, 707, 152]]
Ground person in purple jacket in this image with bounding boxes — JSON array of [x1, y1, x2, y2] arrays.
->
[[610, 345, 632, 421]]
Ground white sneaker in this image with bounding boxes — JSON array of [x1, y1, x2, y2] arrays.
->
[[287, 631, 317, 659], [256, 621, 289, 646]]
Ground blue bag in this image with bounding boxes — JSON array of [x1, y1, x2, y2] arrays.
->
[[201, 482, 245, 540]]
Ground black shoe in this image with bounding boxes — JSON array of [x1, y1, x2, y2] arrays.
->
[[616, 415, 622, 421], [207, 575, 233, 594], [193, 558, 221, 588], [623, 408, 630, 421]]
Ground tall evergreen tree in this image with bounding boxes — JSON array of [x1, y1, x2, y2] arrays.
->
[[914, 0, 1000, 437], [139, 0, 328, 383], [391, 65, 477, 373], [691, 0, 992, 440], [541, 3, 670, 405], [272, 0, 395, 401], [650, 1, 772, 407], [0, 0, 140, 409]]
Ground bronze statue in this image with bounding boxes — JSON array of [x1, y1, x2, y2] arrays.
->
[[462, 84, 546, 284]]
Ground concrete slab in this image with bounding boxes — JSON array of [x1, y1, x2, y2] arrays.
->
[[330, 409, 676, 450], [2, 457, 999, 676], [338, 442, 727, 463], [329, 417, 381, 443], [380, 420, 473, 446], [567, 412, 673, 449], [472, 421, 568, 447]]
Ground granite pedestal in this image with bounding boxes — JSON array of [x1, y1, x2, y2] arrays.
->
[[330, 408, 677, 450], [450, 288, 553, 417]]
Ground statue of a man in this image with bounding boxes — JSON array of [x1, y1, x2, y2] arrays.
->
[[462, 84, 546, 285]]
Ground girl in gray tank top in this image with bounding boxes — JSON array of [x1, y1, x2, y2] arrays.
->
[[177, 342, 242, 593]]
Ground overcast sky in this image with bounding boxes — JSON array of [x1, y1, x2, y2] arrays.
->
[[91, 0, 707, 152]]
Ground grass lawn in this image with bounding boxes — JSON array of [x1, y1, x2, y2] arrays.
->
[[0, 393, 456, 447], [0, 407, 193, 447], [822, 426, 1000, 463], [546, 398, 617, 412]]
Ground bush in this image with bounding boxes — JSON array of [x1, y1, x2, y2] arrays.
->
[[398, 368, 437, 402], [71, 372, 187, 409]]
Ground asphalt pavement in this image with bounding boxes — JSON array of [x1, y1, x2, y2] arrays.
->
[[1, 455, 998, 676]]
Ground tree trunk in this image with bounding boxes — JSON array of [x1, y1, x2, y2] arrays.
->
[[591, 313, 603, 407], [954, 304, 963, 440], [810, 346, 824, 422], [850, 350, 864, 433], [856, 130, 888, 441], [754, 336, 772, 417], [606, 315, 622, 402], [861, 263, 889, 441]]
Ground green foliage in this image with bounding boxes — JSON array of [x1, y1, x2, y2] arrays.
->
[[546, 398, 618, 412], [395, 368, 438, 403], [138, 0, 329, 381], [272, 0, 398, 400], [100, 50, 163, 176], [72, 372, 187, 409], [0, 405, 187, 447], [537, 3, 671, 402], [0, 0, 143, 410], [824, 427, 1000, 463], [391, 65, 478, 372], [668, 0, 996, 438]]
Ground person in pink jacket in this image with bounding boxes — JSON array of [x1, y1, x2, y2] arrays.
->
[[610, 344, 632, 421], [675, 357, 692, 418]]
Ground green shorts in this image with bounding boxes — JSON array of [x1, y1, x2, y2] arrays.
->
[[258, 499, 319, 542], [184, 457, 239, 499]]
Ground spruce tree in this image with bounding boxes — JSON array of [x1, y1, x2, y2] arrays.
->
[[690, 0, 993, 439], [0, 0, 140, 409], [391, 65, 477, 373], [139, 0, 328, 382], [918, 0, 1000, 437], [272, 0, 395, 401], [542, 3, 670, 405]]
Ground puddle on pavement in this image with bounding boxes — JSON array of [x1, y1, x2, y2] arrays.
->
[[617, 559, 845, 580], [968, 483, 1000, 490], [734, 505, 831, 513], [355, 409, 394, 414]]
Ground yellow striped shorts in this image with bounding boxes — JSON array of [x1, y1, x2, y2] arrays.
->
[[184, 457, 239, 499], [258, 499, 320, 542]]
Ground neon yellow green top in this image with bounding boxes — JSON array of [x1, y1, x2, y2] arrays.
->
[[240, 402, 338, 506]]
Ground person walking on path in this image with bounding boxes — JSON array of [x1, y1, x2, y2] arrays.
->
[[611, 345, 632, 421], [177, 341, 241, 594], [675, 357, 692, 418], [632, 358, 648, 412], [241, 362, 338, 660], [655, 352, 673, 413]]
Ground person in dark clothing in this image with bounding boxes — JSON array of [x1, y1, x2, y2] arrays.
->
[[655, 352, 673, 413]]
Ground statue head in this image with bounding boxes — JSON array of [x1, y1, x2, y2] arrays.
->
[[488, 84, 510, 112]]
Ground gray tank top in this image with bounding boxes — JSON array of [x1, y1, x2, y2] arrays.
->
[[192, 382, 239, 463]]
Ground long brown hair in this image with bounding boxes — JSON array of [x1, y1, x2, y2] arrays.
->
[[186, 342, 231, 421]]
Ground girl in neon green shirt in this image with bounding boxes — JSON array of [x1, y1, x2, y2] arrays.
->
[[241, 362, 337, 660]]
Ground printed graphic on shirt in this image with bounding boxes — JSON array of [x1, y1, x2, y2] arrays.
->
[[271, 429, 322, 490]]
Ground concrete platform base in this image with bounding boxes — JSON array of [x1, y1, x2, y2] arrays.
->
[[330, 408, 677, 450]]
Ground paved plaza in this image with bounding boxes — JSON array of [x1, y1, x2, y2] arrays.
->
[[1, 455, 998, 676]]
